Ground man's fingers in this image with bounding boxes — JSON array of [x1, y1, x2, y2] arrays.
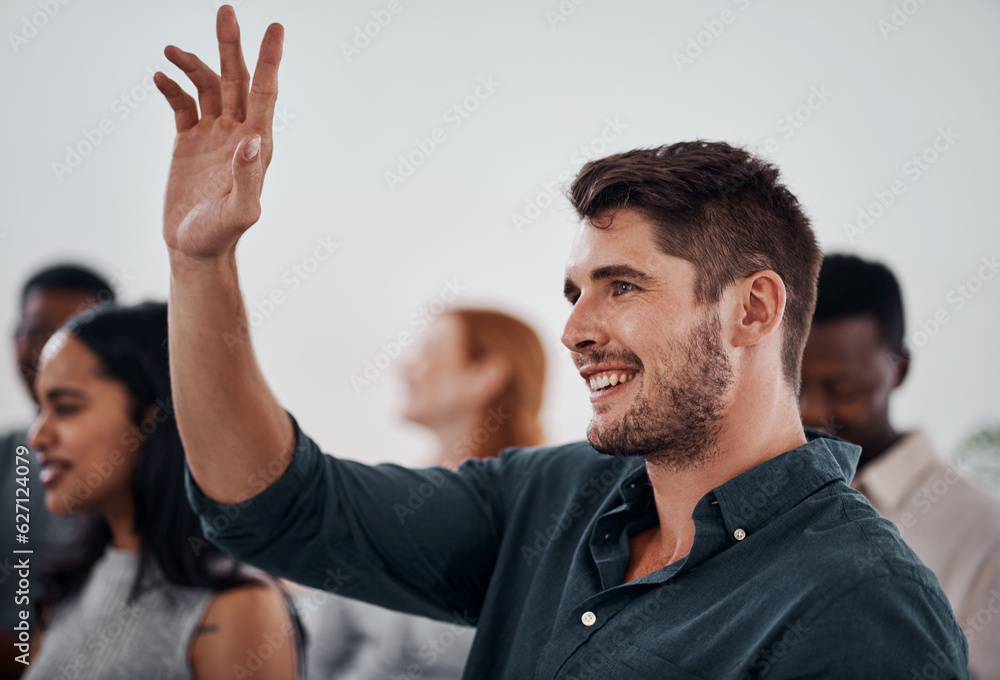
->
[[247, 23, 284, 133], [164, 45, 222, 119], [153, 71, 199, 132], [217, 5, 251, 121]]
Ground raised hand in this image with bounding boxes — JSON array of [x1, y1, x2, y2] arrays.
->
[[154, 5, 283, 259]]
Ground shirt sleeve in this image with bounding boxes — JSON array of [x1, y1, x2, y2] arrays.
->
[[762, 574, 970, 679], [184, 414, 505, 623], [961, 545, 1000, 680]]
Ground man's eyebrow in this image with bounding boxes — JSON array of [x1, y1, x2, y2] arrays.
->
[[590, 264, 654, 284], [564, 264, 654, 300]]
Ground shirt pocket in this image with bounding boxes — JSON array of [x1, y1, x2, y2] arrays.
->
[[617, 643, 709, 680]]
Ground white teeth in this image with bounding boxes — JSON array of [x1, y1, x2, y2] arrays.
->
[[587, 372, 636, 392]]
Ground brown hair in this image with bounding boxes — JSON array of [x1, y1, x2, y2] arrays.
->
[[448, 308, 546, 457], [570, 141, 822, 391]]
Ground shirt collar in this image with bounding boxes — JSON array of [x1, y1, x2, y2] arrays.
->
[[711, 431, 861, 539], [619, 461, 654, 502], [609, 431, 860, 539], [851, 431, 939, 513]]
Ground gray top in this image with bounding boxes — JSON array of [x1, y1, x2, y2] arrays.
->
[[2, 427, 81, 632], [22, 547, 214, 680], [302, 592, 473, 679]]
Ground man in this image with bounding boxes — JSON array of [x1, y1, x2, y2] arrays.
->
[[801, 254, 1000, 679], [1, 264, 113, 680], [152, 7, 968, 677]]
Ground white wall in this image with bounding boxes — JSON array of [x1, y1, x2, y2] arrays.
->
[[2, 0, 997, 465]]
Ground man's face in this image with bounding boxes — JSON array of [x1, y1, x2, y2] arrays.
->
[[799, 316, 903, 453], [15, 286, 100, 403], [562, 209, 733, 469]]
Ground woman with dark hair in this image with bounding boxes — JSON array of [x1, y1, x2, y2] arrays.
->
[[24, 302, 301, 679], [304, 307, 546, 679]]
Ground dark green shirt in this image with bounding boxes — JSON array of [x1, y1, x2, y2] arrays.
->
[[186, 419, 969, 679]]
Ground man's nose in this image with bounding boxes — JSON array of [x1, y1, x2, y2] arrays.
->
[[561, 293, 609, 354]]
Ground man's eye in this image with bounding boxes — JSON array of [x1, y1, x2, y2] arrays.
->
[[54, 403, 82, 416], [830, 386, 867, 400], [18, 327, 53, 342], [613, 281, 636, 296]]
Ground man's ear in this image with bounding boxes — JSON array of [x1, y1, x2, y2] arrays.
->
[[890, 348, 910, 388], [729, 270, 786, 348]]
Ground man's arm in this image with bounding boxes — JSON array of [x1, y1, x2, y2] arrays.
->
[[155, 6, 507, 626], [154, 6, 292, 504], [184, 416, 504, 623], [764, 575, 970, 679]]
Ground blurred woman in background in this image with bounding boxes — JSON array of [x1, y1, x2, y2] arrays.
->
[[401, 308, 546, 468], [303, 307, 547, 679], [24, 302, 302, 680]]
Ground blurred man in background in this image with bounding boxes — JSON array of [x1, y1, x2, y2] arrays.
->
[[800, 253, 1000, 679], [1, 264, 114, 680]]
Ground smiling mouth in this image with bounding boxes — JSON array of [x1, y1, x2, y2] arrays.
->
[[40, 461, 72, 486], [588, 370, 637, 393]]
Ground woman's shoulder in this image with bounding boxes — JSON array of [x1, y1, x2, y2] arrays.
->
[[202, 576, 291, 622], [189, 577, 299, 680]]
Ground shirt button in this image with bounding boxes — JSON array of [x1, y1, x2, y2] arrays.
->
[[604, 533, 610, 540], [734, 528, 746, 541], [581, 611, 597, 626]]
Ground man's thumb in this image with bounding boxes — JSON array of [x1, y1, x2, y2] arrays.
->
[[242, 135, 261, 162], [230, 135, 264, 226]]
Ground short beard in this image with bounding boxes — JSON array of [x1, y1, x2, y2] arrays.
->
[[586, 310, 733, 472]]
